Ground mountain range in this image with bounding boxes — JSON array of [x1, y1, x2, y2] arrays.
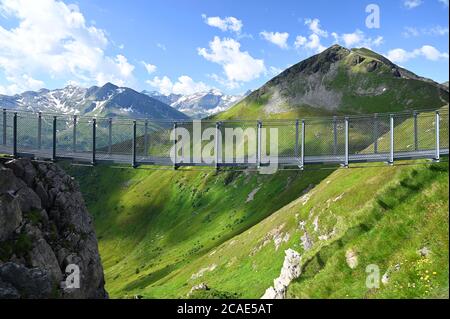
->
[[142, 89, 248, 119], [0, 82, 189, 121]]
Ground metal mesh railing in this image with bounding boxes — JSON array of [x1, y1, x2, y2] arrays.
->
[[0, 107, 448, 167]]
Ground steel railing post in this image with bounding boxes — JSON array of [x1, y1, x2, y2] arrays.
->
[[132, 120, 137, 168], [333, 116, 338, 156], [344, 116, 349, 168], [389, 114, 394, 165], [144, 120, 148, 156], [108, 118, 112, 155], [295, 119, 299, 160], [92, 118, 96, 165], [13, 112, 17, 158], [173, 122, 178, 169], [373, 113, 378, 154], [435, 111, 440, 162], [2, 109, 6, 146], [300, 119, 305, 169], [257, 120, 262, 168], [52, 115, 57, 161], [215, 121, 221, 170], [72, 115, 77, 153], [413, 111, 418, 151], [37, 112, 42, 150]]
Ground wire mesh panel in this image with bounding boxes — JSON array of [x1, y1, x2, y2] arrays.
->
[[391, 112, 415, 154], [263, 120, 296, 164], [304, 118, 345, 160], [439, 109, 449, 150], [145, 121, 173, 164], [73, 117, 93, 161], [94, 118, 113, 161], [55, 115, 75, 157], [416, 112, 436, 151], [0, 111, 14, 154], [221, 120, 258, 165], [16, 111, 39, 154]]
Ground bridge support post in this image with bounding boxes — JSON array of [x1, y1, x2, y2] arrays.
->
[[215, 121, 221, 170], [413, 111, 418, 151], [389, 114, 394, 165], [52, 116, 57, 161], [144, 120, 148, 156], [108, 118, 112, 155], [435, 111, 440, 162], [72, 115, 77, 153], [37, 112, 42, 150], [173, 122, 178, 170], [333, 116, 338, 156], [132, 120, 137, 168], [13, 112, 17, 158], [2, 109, 6, 146], [300, 119, 305, 169], [373, 113, 378, 154], [344, 117, 349, 168], [294, 119, 299, 160], [92, 118, 96, 165], [257, 120, 262, 168]]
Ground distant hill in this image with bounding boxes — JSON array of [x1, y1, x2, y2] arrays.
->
[[217, 45, 449, 119], [0, 82, 189, 121], [143, 89, 247, 119]]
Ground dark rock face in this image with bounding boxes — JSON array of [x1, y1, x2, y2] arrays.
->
[[0, 158, 107, 299]]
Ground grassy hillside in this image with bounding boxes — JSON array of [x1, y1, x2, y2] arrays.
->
[[66, 163, 333, 298]]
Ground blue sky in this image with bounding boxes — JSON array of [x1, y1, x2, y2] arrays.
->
[[0, 0, 448, 96]]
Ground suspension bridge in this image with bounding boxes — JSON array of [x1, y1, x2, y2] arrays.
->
[[0, 107, 448, 169]]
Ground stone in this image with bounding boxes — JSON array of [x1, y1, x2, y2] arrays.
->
[[16, 186, 42, 213], [0, 262, 53, 298], [417, 247, 431, 257], [0, 193, 22, 241], [345, 249, 358, 269], [28, 238, 63, 283], [261, 249, 302, 299]]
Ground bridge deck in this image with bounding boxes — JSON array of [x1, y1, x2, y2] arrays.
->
[[1, 145, 447, 167]]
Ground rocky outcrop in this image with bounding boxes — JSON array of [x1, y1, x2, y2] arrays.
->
[[261, 249, 302, 299], [0, 158, 107, 299]]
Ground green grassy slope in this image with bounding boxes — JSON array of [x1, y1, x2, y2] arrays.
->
[[66, 164, 333, 298]]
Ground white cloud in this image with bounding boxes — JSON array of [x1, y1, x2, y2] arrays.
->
[[386, 45, 449, 63], [404, 0, 423, 9], [439, 0, 449, 7], [0, 74, 44, 95], [332, 29, 383, 48], [260, 31, 289, 49], [202, 14, 243, 33], [198, 36, 265, 87], [305, 18, 328, 37], [141, 61, 157, 74], [294, 35, 307, 48], [147, 75, 210, 95], [402, 25, 449, 37], [0, 0, 135, 94], [294, 18, 328, 53]]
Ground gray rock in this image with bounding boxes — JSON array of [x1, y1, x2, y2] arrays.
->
[[0, 262, 53, 298], [0, 158, 108, 299], [0, 193, 22, 241]]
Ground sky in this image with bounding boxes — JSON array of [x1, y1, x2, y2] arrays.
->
[[0, 0, 448, 96]]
